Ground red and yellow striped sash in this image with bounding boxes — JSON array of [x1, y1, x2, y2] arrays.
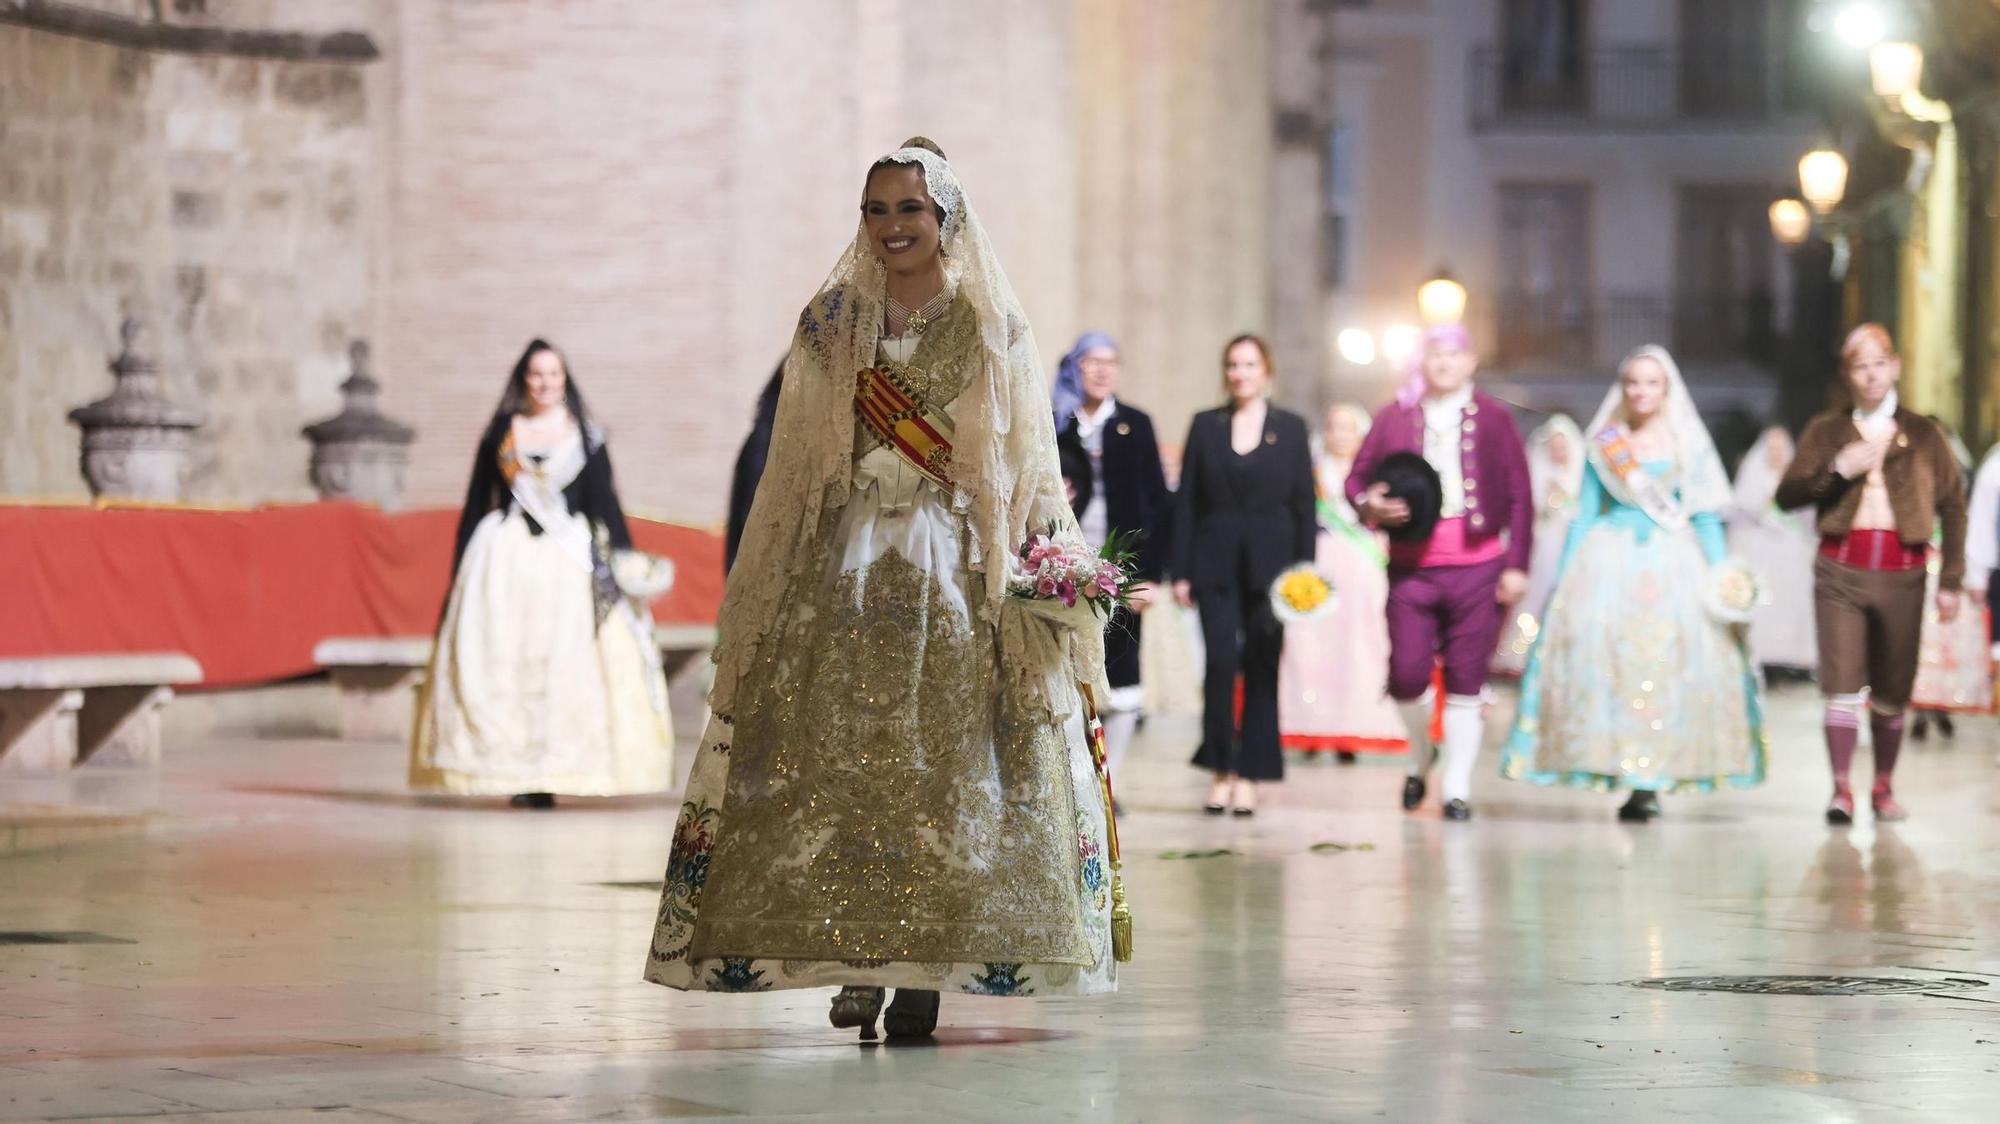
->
[[854, 365, 956, 491]]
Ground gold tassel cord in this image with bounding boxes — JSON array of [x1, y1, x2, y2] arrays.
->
[[1109, 866, 1132, 963], [1079, 683, 1132, 964]]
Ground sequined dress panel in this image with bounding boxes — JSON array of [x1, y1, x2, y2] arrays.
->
[[645, 300, 1117, 996], [1501, 459, 1767, 793]]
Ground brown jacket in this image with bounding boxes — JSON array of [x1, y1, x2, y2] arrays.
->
[[1775, 407, 1967, 590]]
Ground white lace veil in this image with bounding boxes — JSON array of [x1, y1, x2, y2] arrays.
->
[[1582, 345, 1732, 529], [1731, 425, 1795, 511], [710, 139, 1101, 717], [1527, 414, 1585, 511]]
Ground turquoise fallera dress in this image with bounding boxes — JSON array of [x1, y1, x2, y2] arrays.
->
[[1501, 458, 1767, 793]]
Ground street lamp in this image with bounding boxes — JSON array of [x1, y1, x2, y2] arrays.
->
[[1799, 148, 1850, 214], [1417, 271, 1467, 326], [1869, 41, 1923, 102], [1768, 198, 1813, 245], [1381, 324, 1420, 366], [1336, 328, 1377, 366], [1832, 2, 1887, 48]]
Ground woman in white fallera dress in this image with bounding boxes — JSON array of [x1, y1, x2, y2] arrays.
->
[[1494, 415, 1584, 676], [1277, 402, 1405, 758], [1728, 426, 1819, 678], [644, 139, 1119, 1041], [1911, 430, 1994, 731], [411, 340, 673, 806]]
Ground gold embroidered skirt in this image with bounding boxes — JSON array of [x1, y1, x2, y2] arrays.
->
[[644, 479, 1117, 996]]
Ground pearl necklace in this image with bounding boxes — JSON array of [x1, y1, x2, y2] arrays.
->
[[887, 288, 952, 336]]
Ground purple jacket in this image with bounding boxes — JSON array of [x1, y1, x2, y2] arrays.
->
[[1343, 388, 1533, 572]]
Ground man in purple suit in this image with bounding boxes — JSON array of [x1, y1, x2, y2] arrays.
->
[[1346, 324, 1532, 821]]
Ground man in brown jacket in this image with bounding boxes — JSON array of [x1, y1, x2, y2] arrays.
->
[[1776, 324, 1967, 825]]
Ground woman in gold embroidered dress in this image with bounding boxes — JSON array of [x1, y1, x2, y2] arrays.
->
[[644, 139, 1119, 1040]]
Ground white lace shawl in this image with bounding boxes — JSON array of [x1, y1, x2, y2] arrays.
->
[[710, 145, 1105, 719], [1582, 345, 1733, 530]]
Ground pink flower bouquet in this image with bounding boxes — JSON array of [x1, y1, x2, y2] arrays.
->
[[1006, 525, 1139, 630]]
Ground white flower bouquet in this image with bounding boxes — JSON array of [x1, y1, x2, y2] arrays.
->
[[611, 549, 677, 600], [1702, 558, 1766, 624]]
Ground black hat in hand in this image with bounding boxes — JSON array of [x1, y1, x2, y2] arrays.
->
[[1368, 451, 1444, 543]]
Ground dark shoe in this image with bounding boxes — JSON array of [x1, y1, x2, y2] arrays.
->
[[883, 988, 940, 1040], [509, 792, 556, 809], [1442, 799, 1472, 821], [829, 986, 883, 1041], [1826, 791, 1855, 826], [1617, 790, 1661, 823], [1336, 751, 1358, 765], [1936, 713, 1956, 740], [1203, 802, 1226, 816], [1401, 776, 1427, 811], [1910, 714, 1930, 742], [1231, 806, 1255, 818]]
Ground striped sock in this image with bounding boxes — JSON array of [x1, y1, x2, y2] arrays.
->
[[1824, 700, 1861, 796], [1869, 708, 1906, 797]]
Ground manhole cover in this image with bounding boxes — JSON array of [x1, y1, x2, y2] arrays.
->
[[1627, 975, 1989, 996]]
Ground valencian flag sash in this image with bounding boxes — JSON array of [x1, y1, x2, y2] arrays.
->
[[853, 365, 956, 491]]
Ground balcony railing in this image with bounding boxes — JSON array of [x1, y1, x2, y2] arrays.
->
[[1492, 290, 1782, 371], [1469, 45, 1810, 131]]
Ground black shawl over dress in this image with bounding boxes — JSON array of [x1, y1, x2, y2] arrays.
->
[[1171, 404, 1317, 780], [449, 416, 634, 611]]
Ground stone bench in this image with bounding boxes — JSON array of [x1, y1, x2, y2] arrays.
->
[[0, 653, 203, 771], [309, 627, 717, 743], [313, 636, 433, 741], [654, 623, 718, 681]]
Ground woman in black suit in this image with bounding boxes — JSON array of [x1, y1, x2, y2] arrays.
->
[[1171, 334, 1317, 814]]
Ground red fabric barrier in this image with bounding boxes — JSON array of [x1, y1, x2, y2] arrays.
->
[[0, 503, 724, 687]]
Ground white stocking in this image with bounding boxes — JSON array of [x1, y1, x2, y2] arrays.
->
[[1398, 693, 1435, 778], [1440, 693, 1484, 803]]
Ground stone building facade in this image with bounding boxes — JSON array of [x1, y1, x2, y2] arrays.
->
[[2, 0, 1273, 520]]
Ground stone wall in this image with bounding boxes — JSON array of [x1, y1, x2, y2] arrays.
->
[[376, 0, 1272, 520], [4, 0, 1271, 517], [0, 5, 379, 502]]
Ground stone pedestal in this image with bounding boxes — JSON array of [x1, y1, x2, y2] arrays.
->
[[303, 340, 416, 509], [0, 654, 202, 772], [0, 689, 84, 772], [76, 686, 176, 767], [68, 318, 204, 501], [312, 637, 431, 741]]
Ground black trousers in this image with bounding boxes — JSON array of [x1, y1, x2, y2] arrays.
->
[[1189, 579, 1284, 781], [1105, 606, 1142, 690]]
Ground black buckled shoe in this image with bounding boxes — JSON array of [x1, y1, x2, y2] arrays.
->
[[883, 988, 940, 1041], [1617, 790, 1661, 823], [1442, 799, 1472, 821], [1401, 776, 1427, 811]]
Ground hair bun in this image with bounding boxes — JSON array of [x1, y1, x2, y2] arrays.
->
[[901, 135, 947, 160]]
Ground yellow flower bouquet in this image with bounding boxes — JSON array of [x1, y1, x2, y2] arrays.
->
[[1269, 563, 1338, 625]]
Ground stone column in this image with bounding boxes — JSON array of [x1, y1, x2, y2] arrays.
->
[[67, 318, 204, 501], [301, 340, 416, 509]]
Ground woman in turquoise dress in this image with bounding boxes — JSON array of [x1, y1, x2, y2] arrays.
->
[[1500, 345, 1766, 821]]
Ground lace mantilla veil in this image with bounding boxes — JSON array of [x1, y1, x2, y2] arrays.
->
[[710, 139, 1107, 718], [1582, 344, 1732, 530]]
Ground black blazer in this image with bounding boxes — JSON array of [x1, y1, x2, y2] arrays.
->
[[725, 368, 784, 573], [1061, 402, 1171, 582], [1171, 404, 1316, 594]]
